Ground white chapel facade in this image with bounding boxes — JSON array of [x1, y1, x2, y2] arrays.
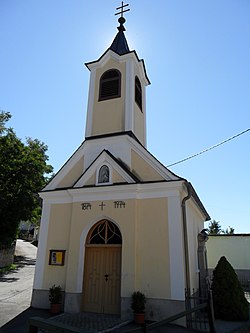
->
[[32, 13, 210, 320]]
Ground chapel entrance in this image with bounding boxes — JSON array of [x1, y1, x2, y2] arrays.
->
[[82, 220, 122, 314]]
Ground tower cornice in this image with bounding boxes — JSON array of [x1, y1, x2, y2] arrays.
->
[[85, 49, 150, 86]]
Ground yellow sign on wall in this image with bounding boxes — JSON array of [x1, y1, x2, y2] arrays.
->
[[49, 250, 65, 266]]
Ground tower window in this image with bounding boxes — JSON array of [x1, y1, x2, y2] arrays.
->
[[99, 69, 121, 101], [135, 76, 142, 111]]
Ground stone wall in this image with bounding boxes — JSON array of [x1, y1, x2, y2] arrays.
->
[[0, 242, 16, 268]]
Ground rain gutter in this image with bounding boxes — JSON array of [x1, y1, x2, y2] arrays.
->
[[181, 181, 192, 296]]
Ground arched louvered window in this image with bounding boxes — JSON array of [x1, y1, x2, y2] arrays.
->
[[99, 69, 121, 101], [87, 220, 122, 245], [98, 165, 110, 183], [135, 76, 142, 111]]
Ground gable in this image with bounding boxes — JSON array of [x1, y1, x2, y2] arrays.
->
[[43, 143, 85, 191], [43, 133, 181, 192], [74, 150, 137, 188], [131, 149, 165, 182], [57, 156, 84, 188], [129, 142, 182, 182]]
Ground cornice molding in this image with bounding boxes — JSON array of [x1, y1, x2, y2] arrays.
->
[[40, 180, 184, 204]]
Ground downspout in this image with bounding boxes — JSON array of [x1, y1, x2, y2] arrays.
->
[[181, 182, 192, 297]]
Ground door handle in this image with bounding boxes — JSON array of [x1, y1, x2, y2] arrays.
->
[[105, 274, 109, 282]]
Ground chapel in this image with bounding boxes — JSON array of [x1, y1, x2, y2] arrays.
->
[[32, 5, 210, 321]]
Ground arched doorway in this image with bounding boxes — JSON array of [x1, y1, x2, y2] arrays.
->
[[82, 220, 122, 314]]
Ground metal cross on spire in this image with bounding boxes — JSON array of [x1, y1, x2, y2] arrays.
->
[[115, 1, 130, 18]]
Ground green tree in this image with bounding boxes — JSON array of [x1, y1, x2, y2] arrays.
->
[[222, 226, 235, 234], [0, 112, 53, 245], [211, 256, 249, 321], [0, 110, 11, 134], [207, 220, 222, 235]]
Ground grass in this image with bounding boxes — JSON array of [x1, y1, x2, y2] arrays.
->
[[0, 264, 17, 274]]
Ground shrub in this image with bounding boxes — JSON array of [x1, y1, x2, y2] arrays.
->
[[211, 256, 249, 321], [49, 285, 62, 304], [131, 291, 146, 313]]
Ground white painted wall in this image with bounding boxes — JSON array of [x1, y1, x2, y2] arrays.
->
[[206, 234, 250, 270]]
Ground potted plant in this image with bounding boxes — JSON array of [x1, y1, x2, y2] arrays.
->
[[131, 291, 146, 324], [49, 284, 62, 314]]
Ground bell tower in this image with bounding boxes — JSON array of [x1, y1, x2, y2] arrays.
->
[[84, 5, 150, 147]]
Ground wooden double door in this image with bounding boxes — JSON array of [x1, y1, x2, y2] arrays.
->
[[82, 245, 121, 314]]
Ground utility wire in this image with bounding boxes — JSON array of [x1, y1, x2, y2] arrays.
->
[[167, 128, 250, 168]]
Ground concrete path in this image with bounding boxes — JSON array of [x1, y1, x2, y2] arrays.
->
[[0, 239, 37, 328]]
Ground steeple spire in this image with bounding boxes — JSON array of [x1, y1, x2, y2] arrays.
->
[[85, 2, 150, 145], [109, 2, 130, 55]]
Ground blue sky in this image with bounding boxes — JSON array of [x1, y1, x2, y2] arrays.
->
[[1, 1, 249, 232]]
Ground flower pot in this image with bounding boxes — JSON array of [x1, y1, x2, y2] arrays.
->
[[134, 312, 145, 324], [50, 303, 61, 314]]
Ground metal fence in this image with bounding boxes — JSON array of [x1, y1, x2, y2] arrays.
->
[[185, 288, 215, 332], [239, 277, 250, 302]]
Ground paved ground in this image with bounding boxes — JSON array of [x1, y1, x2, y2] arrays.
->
[[0, 240, 37, 328], [1, 240, 250, 333]]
